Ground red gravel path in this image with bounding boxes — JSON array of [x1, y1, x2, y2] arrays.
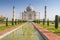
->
[[33, 23, 60, 40]]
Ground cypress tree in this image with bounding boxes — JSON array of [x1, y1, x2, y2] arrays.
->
[[18, 19, 19, 24], [39, 20, 40, 24], [19, 20, 20, 23], [55, 15, 59, 29], [47, 19, 49, 26], [6, 18, 8, 26], [15, 19, 17, 25], [12, 18, 14, 25], [43, 19, 45, 25]]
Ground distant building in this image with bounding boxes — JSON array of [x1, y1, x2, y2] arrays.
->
[[20, 4, 40, 21]]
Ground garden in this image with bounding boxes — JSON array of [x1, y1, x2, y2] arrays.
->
[[33, 15, 60, 36]]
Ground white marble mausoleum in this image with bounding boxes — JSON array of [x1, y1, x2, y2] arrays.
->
[[20, 4, 40, 21]]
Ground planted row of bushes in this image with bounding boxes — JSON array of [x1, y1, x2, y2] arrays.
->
[[6, 18, 26, 26], [42, 19, 49, 26], [42, 15, 59, 29], [33, 20, 40, 23], [33, 19, 49, 26], [33, 15, 59, 29]]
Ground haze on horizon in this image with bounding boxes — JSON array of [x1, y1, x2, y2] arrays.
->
[[0, 0, 60, 21]]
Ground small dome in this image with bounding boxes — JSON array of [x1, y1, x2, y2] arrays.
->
[[24, 11, 27, 13], [26, 4, 34, 11]]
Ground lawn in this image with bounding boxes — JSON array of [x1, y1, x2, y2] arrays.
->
[[0, 22, 5, 24], [38, 23, 60, 36], [0, 23, 23, 31]]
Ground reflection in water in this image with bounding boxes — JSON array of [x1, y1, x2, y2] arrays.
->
[[1, 23, 41, 40]]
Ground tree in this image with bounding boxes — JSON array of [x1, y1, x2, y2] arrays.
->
[[18, 19, 19, 24], [55, 15, 59, 29], [0, 16, 6, 22], [47, 19, 49, 26], [12, 18, 14, 25], [43, 19, 45, 25], [15, 19, 17, 25], [6, 18, 8, 26]]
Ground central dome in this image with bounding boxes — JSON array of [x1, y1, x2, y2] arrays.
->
[[26, 4, 34, 11]]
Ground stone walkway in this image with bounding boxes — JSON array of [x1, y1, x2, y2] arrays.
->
[[33, 23, 60, 40], [0, 24, 5, 27]]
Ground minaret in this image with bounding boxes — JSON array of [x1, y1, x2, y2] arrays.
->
[[45, 6, 47, 21], [13, 6, 15, 21]]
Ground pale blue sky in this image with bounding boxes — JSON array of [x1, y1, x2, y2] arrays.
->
[[0, 0, 60, 20]]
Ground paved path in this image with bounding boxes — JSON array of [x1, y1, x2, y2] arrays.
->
[[33, 23, 60, 40], [0, 22, 43, 40], [0, 24, 5, 27]]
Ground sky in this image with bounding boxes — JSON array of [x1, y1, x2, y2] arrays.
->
[[0, 0, 60, 20]]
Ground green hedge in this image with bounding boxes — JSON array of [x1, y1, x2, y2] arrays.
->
[[55, 15, 59, 29], [43, 19, 45, 25], [6, 18, 8, 26]]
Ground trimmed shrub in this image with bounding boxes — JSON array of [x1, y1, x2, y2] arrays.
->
[[47, 19, 49, 26], [55, 15, 59, 29], [15, 19, 17, 25], [43, 19, 45, 25], [6, 18, 8, 26], [39, 20, 40, 23], [18, 19, 19, 24], [33, 20, 40, 23], [12, 18, 14, 25]]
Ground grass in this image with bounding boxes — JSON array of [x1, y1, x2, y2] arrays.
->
[[0, 22, 5, 24], [38, 23, 60, 36], [0, 23, 24, 31]]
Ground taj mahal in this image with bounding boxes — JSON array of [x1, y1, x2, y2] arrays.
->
[[20, 4, 40, 21]]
